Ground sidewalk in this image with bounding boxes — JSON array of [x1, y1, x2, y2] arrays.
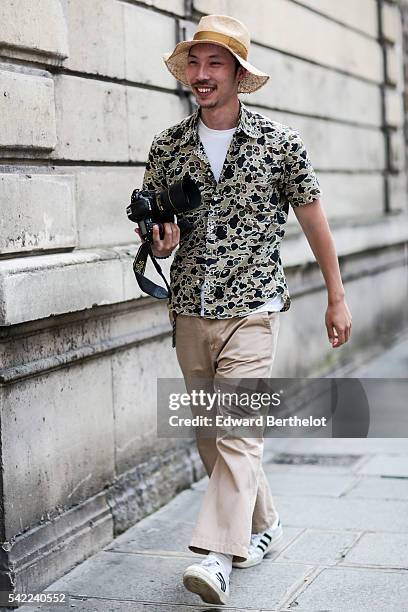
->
[[19, 337, 408, 611]]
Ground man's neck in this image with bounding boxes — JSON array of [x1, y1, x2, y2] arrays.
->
[[200, 99, 241, 130]]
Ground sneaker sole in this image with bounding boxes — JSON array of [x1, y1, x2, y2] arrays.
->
[[232, 525, 284, 568], [183, 568, 228, 605]]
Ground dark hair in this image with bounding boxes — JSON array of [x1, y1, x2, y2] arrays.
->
[[234, 56, 242, 75]]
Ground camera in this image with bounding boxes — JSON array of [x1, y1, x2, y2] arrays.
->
[[126, 175, 202, 243]]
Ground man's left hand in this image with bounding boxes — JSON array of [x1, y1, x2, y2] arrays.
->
[[325, 298, 352, 348]]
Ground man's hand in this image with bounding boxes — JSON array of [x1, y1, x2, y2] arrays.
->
[[134, 222, 180, 257], [325, 297, 352, 348]]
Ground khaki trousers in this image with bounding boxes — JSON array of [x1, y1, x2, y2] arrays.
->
[[175, 311, 280, 563]]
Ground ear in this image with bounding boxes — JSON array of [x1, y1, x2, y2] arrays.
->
[[238, 66, 248, 82]]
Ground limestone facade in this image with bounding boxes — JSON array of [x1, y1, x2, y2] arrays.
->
[[0, 0, 407, 598]]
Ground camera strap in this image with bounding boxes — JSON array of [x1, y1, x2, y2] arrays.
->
[[132, 241, 171, 300]]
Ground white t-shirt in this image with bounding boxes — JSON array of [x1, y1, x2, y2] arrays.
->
[[198, 118, 284, 316]]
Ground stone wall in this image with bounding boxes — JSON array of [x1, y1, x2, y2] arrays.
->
[[399, 0, 408, 169], [0, 0, 407, 599]]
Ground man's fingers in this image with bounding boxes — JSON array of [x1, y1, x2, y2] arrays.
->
[[163, 222, 174, 248], [171, 222, 181, 244]]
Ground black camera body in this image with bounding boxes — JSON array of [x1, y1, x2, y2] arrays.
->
[[126, 175, 201, 243]]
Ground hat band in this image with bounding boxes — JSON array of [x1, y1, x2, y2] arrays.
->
[[193, 31, 248, 61]]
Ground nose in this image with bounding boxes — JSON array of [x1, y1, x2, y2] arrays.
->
[[196, 63, 210, 82]]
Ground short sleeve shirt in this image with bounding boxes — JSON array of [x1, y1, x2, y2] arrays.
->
[[142, 102, 322, 318]]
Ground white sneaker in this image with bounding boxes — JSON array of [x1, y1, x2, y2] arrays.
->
[[232, 515, 283, 568], [183, 556, 230, 605]]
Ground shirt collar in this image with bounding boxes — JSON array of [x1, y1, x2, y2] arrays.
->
[[179, 101, 262, 146]]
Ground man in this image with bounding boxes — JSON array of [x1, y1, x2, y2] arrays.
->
[[139, 14, 352, 606]]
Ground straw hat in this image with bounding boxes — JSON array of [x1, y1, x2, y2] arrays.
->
[[163, 14, 270, 94]]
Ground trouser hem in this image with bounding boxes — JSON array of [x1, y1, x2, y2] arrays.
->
[[189, 538, 249, 563]]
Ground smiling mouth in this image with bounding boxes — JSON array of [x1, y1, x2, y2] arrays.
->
[[194, 86, 216, 95]]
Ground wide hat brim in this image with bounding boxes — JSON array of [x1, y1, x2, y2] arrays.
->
[[163, 39, 269, 94]]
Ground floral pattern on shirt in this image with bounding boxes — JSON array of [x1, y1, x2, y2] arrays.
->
[[142, 102, 322, 318]]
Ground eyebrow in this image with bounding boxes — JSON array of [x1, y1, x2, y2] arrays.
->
[[188, 53, 224, 59]]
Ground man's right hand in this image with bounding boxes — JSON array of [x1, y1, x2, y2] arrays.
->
[[134, 222, 180, 258]]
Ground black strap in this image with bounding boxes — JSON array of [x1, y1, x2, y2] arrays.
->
[[132, 241, 171, 300]]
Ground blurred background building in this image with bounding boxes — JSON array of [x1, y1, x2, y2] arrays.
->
[[1, 0, 407, 597]]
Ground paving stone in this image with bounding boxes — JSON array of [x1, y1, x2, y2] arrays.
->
[[108, 508, 302, 563], [106, 516, 196, 555], [194, 472, 356, 497], [41, 551, 312, 610], [274, 495, 408, 532], [357, 455, 408, 477], [264, 437, 408, 455], [341, 532, 408, 569], [353, 338, 408, 377], [147, 488, 203, 524], [289, 566, 408, 611], [267, 473, 357, 497], [20, 597, 252, 611], [263, 462, 355, 475], [275, 529, 360, 566], [346, 476, 408, 500]]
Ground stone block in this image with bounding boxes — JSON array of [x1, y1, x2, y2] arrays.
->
[[0, 172, 76, 254], [124, 4, 177, 89], [0, 250, 123, 325], [389, 128, 406, 171], [386, 44, 404, 86], [111, 329, 181, 474], [141, 0, 184, 15], [1, 357, 115, 537], [53, 75, 128, 161], [382, 2, 402, 44], [250, 105, 385, 171], [296, 0, 377, 37], [60, 0, 125, 78], [74, 167, 144, 248], [389, 170, 408, 213], [127, 88, 186, 161], [385, 87, 405, 127], [243, 46, 381, 126], [315, 173, 384, 220], [0, 67, 57, 150], [194, 0, 383, 82], [0, 0, 68, 62]]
